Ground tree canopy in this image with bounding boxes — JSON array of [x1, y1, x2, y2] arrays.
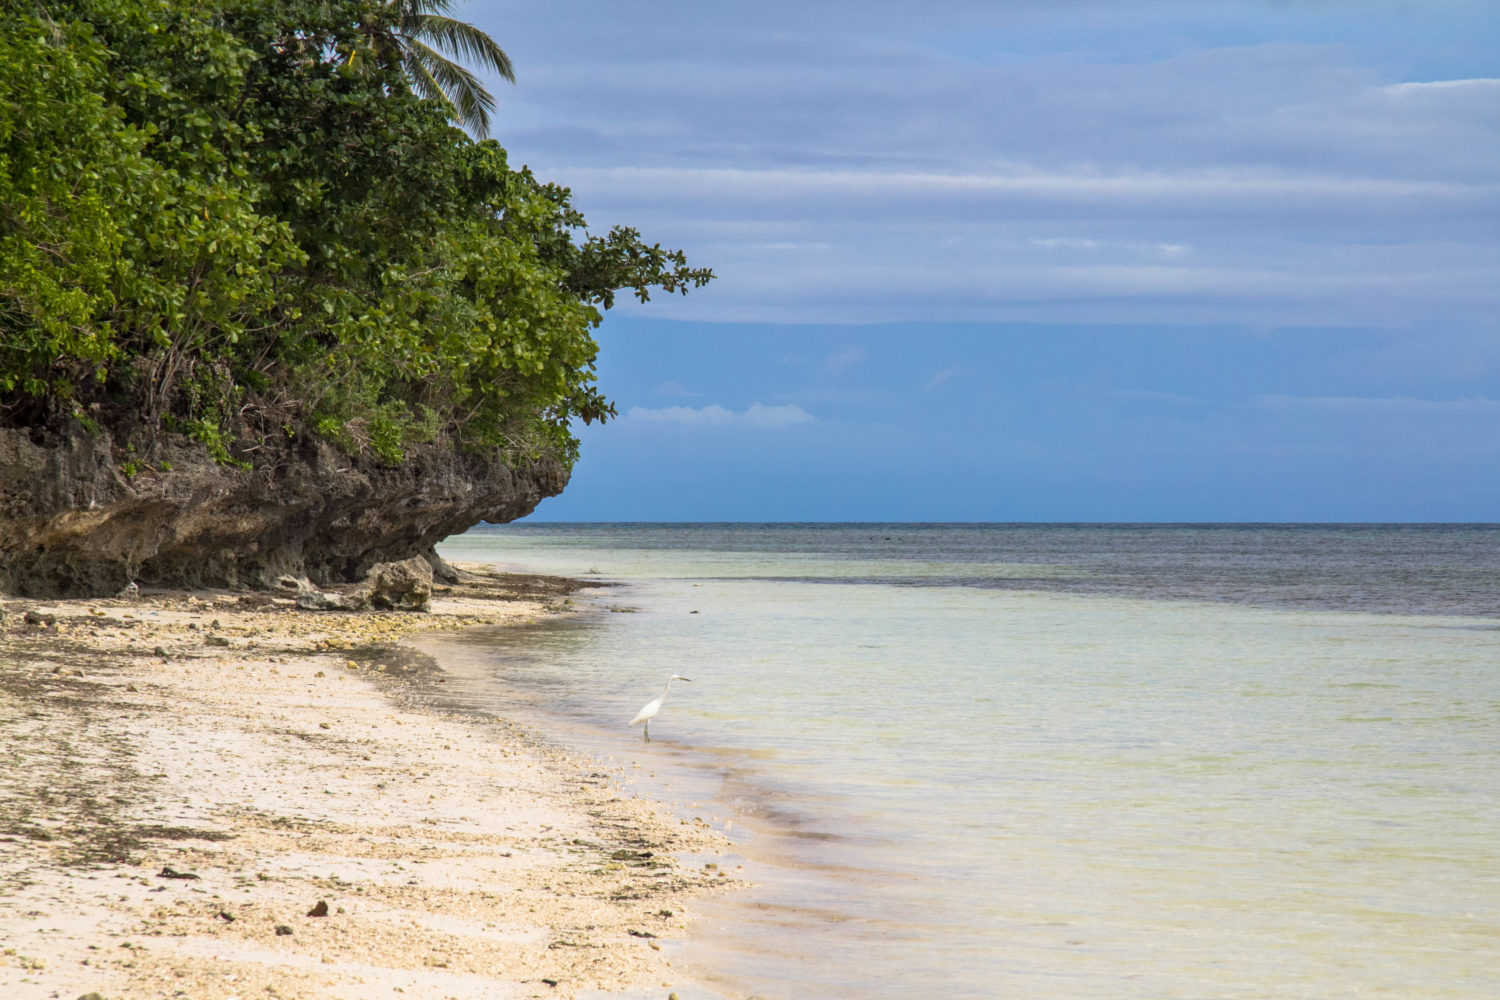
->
[[0, 0, 711, 468]]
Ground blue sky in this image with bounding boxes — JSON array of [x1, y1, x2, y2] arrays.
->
[[464, 1, 1499, 521]]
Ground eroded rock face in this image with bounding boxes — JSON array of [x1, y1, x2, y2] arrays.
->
[[0, 426, 567, 598]]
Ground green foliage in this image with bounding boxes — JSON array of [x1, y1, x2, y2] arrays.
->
[[0, 0, 711, 469], [0, 7, 125, 403]]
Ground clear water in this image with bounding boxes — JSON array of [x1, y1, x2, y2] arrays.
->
[[433, 524, 1500, 1000]]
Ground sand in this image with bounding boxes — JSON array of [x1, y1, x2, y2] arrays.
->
[[0, 566, 743, 1000]]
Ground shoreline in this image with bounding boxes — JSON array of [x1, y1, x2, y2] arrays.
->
[[0, 565, 743, 999]]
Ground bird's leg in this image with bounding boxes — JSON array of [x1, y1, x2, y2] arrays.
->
[[643, 720, 651, 742]]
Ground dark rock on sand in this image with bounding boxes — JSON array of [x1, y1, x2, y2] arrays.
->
[[158, 866, 200, 880], [344, 556, 434, 612]]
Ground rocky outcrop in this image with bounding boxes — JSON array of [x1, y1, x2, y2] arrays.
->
[[0, 425, 567, 599], [285, 557, 435, 613]]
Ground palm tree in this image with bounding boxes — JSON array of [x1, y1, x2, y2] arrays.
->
[[349, 0, 515, 137]]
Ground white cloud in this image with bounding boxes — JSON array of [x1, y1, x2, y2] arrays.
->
[[1382, 78, 1500, 95], [825, 346, 866, 374], [624, 402, 816, 428], [1032, 237, 1191, 256], [1032, 237, 1100, 249], [1254, 394, 1500, 414], [558, 164, 1492, 210], [924, 368, 956, 390]]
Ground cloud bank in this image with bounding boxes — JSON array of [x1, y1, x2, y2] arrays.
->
[[472, 2, 1499, 329], [623, 402, 816, 428]]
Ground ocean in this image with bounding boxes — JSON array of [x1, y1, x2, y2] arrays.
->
[[432, 523, 1500, 1000]]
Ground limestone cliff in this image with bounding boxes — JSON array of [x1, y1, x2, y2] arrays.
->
[[0, 426, 566, 598]]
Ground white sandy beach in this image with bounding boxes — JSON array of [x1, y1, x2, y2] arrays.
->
[[0, 567, 742, 1000]]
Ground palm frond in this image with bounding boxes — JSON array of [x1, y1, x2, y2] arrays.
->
[[405, 14, 514, 83], [353, 1, 512, 135], [397, 0, 457, 18], [404, 37, 496, 135], [400, 44, 450, 107]]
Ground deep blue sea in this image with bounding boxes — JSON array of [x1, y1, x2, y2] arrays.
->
[[434, 524, 1500, 1000]]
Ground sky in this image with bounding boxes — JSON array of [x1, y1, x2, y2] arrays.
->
[[463, 1, 1500, 521]]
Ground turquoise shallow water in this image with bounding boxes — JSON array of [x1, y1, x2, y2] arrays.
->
[[434, 524, 1500, 1000]]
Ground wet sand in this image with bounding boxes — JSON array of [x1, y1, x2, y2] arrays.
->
[[0, 565, 742, 999]]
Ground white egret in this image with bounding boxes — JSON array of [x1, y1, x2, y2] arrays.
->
[[629, 674, 692, 741]]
